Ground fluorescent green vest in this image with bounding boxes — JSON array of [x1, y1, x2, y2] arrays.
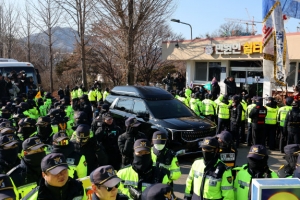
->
[[265, 106, 278, 125], [185, 159, 234, 200], [277, 106, 292, 126], [218, 102, 230, 119]]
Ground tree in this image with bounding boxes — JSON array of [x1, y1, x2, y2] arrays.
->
[[93, 0, 175, 85], [199, 22, 246, 38], [56, 0, 95, 88], [29, 0, 63, 93]]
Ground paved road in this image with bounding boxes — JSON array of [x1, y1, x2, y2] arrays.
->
[[172, 143, 285, 200]]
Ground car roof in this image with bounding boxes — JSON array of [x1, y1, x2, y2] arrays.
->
[[111, 86, 173, 100]]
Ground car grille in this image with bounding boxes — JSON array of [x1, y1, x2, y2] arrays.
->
[[181, 129, 216, 142]]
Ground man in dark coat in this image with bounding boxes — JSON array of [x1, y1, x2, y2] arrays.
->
[[224, 76, 236, 96]]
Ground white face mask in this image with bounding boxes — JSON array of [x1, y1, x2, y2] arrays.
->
[[154, 144, 165, 151]]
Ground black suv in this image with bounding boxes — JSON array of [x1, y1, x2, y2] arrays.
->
[[105, 86, 216, 154]]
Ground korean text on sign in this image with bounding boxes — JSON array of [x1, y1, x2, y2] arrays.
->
[[215, 43, 241, 55], [243, 42, 263, 54]]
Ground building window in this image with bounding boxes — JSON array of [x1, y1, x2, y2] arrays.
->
[[195, 62, 221, 81], [195, 62, 207, 81], [286, 62, 296, 86], [209, 62, 221, 81]]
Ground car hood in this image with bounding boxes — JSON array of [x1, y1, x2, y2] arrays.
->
[[152, 116, 216, 131]]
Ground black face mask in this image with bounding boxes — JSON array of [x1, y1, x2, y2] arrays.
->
[[248, 157, 267, 173], [0, 147, 19, 164], [1, 113, 11, 119], [203, 151, 217, 165], [132, 154, 152, 173], [24, 151, 46, 168], [37, 126, 53, 139], [21, 127, 37, 139]]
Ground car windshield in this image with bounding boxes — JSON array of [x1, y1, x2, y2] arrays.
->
[[145, 99, 194, 119]]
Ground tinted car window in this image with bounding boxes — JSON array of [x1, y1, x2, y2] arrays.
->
[[146, 99, 194, 119], [115, 98, 134, 112], [105, 95, 117, 104], [133, 100, 147, 114]]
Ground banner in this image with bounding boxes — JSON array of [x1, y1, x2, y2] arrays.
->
[[262, 0, 289, 86]]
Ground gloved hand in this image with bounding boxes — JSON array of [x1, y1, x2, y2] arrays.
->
[[128, 186, 141, 200]]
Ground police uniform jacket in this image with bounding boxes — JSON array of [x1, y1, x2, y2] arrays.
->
[[249, 105, 267, 129], [184, 158, 234, 200], [22, 177, 86, 200], [72, 138, 108, 175], [52, 143, 87, 179], [151, 147, 181, 181], [90, 193, 128, 200], [118, 131, 147, 165], [284, 107, 300, 134], [117, 165, 170, 198], [7, 158, 42, 198], [233, 164, 278, 200]]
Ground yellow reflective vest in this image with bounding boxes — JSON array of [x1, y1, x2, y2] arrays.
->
[[217, 102, 230, 119], [189, 98, 201, 116], [240, 100, 247, 121], [246, 103, 256, 123], [150, 148, 181, 181], [277, 106, 292, 126], [201, 99, 216, 116], [185, 158, 234, 200], [234, 164, 278, 200], [117, 165, 170, 197], [265, 106, 278, 125]]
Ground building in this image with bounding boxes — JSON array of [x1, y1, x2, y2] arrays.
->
[[162, 33, 300, 98]]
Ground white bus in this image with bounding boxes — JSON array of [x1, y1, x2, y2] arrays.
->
[[0, 59, 41, 86]]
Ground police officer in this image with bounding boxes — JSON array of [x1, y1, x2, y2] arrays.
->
[[91, 104, 110, 133], [95, 113, 122, 170], [51, 132, 87, 179], [17, 118, 37, 141], [216, 131, 237, 168], [79, 94, 93, 123], [89, 165, 128, 200], [31, 116, 53, 145], [151, 131, 181, 182], [72, 86, 79, 110], [246, 97, 257, 146], [292, 154, 300, 178], [229, 95, 243, 148], [265, 97, 278, 150], [201, 93, 217, 122], [22, 153, 86, 199], [234, 145, 278, 200], [48, 108, 69, 135], [249, 97, 267, 145], [184, 137, 234, 200], [189, 93, 201, 116], [0, 174, 19, 200], [142, 183, 174, 200], [1, 105, 12, 119], [277, 144, 300, 178], [8, 137, 47, 198], [277, 97, 293, 153], [284, 101, 300, 144], [72, 124, 108, 174], [118, 117, 146, 167], [0, 134, 19, 173], [117, 139, 170, 198], [239, 95, 247, 143], [36, 98, 47, 116], [216, 94, 230, 134]]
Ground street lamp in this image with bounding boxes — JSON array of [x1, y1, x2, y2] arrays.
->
[[171, 19, 193, 40]]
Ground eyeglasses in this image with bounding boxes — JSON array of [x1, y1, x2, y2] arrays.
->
[[55, 139, 69, 146], [97, 183, 120, 192]]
